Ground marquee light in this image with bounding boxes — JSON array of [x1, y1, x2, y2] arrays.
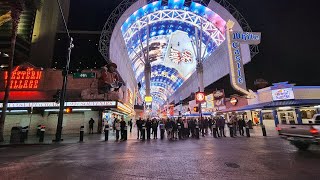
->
[[4, 67, 43, 90]]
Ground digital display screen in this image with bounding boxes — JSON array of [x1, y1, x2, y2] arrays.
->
[[121, 0, 226, 107]]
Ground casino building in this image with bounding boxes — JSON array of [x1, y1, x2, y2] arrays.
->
[[0, 63, 136, 136]]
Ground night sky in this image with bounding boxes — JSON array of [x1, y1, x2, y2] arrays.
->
[[57, 0, 320, 95]]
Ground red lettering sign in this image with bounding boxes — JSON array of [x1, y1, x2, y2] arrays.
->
[[4, 67, 42, 90]]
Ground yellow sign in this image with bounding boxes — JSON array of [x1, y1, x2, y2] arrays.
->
[[145, 96, 152, 102]]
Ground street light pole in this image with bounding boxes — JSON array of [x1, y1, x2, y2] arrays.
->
[[54, 0, 73, 142]]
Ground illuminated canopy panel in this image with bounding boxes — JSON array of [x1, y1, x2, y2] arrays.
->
[[121, 0, 226, 108]]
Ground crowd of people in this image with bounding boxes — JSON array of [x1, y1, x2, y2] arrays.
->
[[129, 115, 250, 141]]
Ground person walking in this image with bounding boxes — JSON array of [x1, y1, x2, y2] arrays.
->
[[120, 118, 126, 140], [152, 119, 158, 139], [183, 119, 189, 138], [141, 119, 146, 141], [136, 118, 142, 139], [172, 119, 178, 140], [146, 118, 152, 140], [115, 119, 121, 141], [159, 120, 165, 139], [128, 119, 133, 133], [217, 116, 226, 137], [89, 118, 95, 134], [238, 118, 246, 136], [165, 119, 172, 140]]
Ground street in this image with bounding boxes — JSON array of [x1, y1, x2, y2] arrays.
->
[[1, 136, 320, 180]]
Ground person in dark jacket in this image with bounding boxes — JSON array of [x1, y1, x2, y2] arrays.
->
[[152, 119, 158, 139], [128, 119, 133, 133], [238, 118, 246, 136], [120, 118, 126, 140], [136, 118, 142, 139], [165, 119, 173, 140], [172, 119, 178, 140], [217, 116, 226, 137], [146, 118, 152, 140]]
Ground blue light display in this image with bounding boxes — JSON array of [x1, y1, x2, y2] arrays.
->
[[121, 0, 226, 108]]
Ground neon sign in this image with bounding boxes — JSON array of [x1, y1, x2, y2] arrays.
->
[[4, 67, 42, 90], [226, 20, 261, 95]]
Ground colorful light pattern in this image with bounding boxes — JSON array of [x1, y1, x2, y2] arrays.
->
[[121, 0, 226, 108]]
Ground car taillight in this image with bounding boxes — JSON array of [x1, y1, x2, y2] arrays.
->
[[310, 127, 319, 135], [276, 126, 281, 131]]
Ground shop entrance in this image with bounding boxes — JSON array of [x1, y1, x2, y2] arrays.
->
[[278, 110, 297, 124]]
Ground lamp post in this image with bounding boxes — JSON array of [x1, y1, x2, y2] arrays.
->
[[54, 0, 73, 142]]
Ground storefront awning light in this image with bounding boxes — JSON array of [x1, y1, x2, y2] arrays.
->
[[278, 106, 292, 111], [314, 105, 320, 108]]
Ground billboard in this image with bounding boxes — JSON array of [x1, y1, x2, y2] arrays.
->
[[272, 88, 295, 101]]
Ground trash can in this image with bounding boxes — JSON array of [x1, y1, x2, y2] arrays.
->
[[22, 126, 29, 140], [10, 126, 24, 143]]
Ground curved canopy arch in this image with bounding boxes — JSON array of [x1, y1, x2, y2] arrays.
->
[[121, 0, 227, 107]]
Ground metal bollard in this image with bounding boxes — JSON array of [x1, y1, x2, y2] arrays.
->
[[262, 124, 267, 136], [79, 126, 84, 142], [104, 125, 109, 141], [245, 126, 250, 137], [39, 126, 45, 143]]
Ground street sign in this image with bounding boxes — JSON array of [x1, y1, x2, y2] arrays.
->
[[73, 72, 96, 79]]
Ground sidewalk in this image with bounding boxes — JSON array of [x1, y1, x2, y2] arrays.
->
[[0, 126, 279, 146]]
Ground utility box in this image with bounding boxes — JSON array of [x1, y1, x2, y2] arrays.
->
[[10, 126, 24, 144]]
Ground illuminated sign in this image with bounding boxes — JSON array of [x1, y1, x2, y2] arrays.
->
[[145, 96, 153, 102], [272, 88, 295, 101], [226, 20, 261, 95], [230, 97, 238, 106], [127, 89, 134, 105], [195, 92, 206, 104], [0, 101, 117, 108], [73, 72, 96, 79], [117, 102, 132, 114], [4, 67, 42, 90]]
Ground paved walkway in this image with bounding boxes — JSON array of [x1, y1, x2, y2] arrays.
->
[[0, 135, 319, 180], [1, 126, 279, 146]]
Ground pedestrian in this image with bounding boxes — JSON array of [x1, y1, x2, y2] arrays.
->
[[183, 119, 189, 138], [177, 119, 183, 139], [146, 118, 152, 140], [165, 118, 172, 140], [89, 118, 95, 134], [136, 118, 142, 139], [113, 117, 116, 133], [141, 119, 146, 140], [120, 118, 126, 140], [217, 115, 226, 137], [208, 118, 213, 135], [128, 119, 133, 133], [115, 119, 121, 141], [172, 119, 178, 140], [212, 118, 218, 138], [159, 120, 165, 139], [152, 119, 158, 139], [239, 118, 246, 136]]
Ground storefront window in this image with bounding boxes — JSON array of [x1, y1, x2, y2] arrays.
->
[[262, 112, 274, 120], [301, 110, 316, 119]]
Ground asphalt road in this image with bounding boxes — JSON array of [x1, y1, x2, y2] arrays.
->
[[0, 136, 320, 180]]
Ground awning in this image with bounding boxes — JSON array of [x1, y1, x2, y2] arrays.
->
[[238, 99, 320, 111]]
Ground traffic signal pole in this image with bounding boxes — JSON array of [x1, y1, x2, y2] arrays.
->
[[54, 0, 73, 142]]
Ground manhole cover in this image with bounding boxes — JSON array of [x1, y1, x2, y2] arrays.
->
[[225, 162, 240, 168]]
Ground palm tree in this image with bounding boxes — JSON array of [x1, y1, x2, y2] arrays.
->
[[0, 0, 41, 142]]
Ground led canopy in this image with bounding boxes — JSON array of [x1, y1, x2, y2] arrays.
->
[[121, 0, 226, 109]]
